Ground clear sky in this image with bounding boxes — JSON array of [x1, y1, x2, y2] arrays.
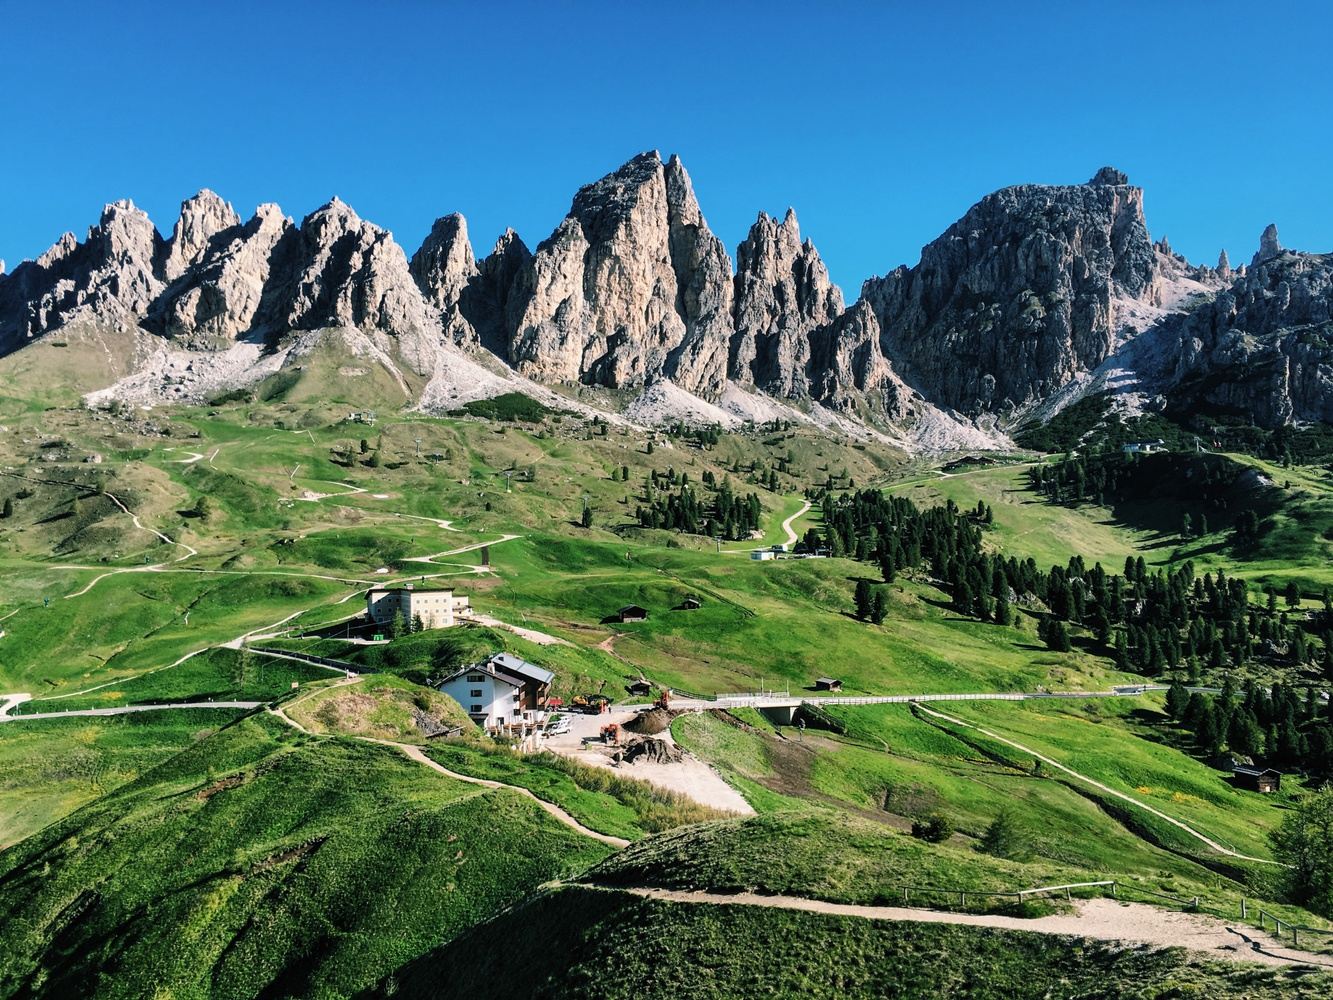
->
[[1, 1, 1329, 293]]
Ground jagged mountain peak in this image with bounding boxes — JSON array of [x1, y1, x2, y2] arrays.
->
[[507, 149, 733, 397], [2, 155, 1329, 446], [1089, 166, 1131, 186], [730, 207, 843, 398], [165, 189, 241, 280], [1255, 223, 1283, 265], [862, 166, 1158, 416]]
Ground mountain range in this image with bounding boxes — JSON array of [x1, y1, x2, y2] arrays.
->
[[1, 152, 1329, 448]]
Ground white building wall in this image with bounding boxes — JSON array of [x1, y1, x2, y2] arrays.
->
[[439, 670, 520, 728]]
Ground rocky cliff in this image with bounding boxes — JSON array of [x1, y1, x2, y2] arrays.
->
[[505, 151, 734, 397], [0, 200, 165, 352], [1168, 226, 1333, 426], [861, 167, 1159, 417], [730, 209, 844, 398], [0, 156, 1326, 444]]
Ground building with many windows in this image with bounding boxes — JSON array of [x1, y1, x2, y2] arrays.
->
[[365, 585, 470, 631], [437, 653, 554, 730]]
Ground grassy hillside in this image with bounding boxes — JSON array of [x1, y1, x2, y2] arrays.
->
[[8, 647, 335, 715], [284, 673, 478, 742], [368, 884, 1333, 1000], [0, 708, 242, 848], [0, 714, 612, 1000]]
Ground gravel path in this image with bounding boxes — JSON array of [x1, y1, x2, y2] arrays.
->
[[602, 886, 1333, 968], [375, 740, 630, 848]]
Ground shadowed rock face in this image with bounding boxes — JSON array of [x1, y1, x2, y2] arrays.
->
[[860, 169, 1158, 416], [1169, 228, 1333, 427], [163, 190, 242, 280], [505, 151, 734, 398], [0, 159, 1326, 435], [148, 203, 294, 349], [731, 209, 844, 398], [807, 301, 916, 421], [0, 200, 165, 351]]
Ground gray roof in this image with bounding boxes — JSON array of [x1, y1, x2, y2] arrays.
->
[[1233, 765, 1281, 777], [489, 652, 555, 686], [816, 677, 842, 685], [440, 663, 519, 689]]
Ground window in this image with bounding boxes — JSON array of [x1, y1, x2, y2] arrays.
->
[[469, 689, 483, 698], [467, 674, 485, 682], [469, 705, 483, 714]]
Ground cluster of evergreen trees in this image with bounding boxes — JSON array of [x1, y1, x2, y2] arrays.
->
[[663, 423, 723, 447], [636, 469, 761, 540], [1166, 677, 1333, 776], [820, 487, 1332, 673], [1028, 452, 1271, 549]]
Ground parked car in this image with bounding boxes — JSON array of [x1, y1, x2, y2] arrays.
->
[[543, 715, 571, 737]]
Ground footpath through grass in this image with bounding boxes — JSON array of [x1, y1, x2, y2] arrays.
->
[[0, 714, 612, 1000], [423, 743, 728, 842], [371, 883, 1333, 1000], [12, 648, 335, 714]]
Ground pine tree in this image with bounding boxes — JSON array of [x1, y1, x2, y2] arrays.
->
[[870, 590, 888, 625], [581, 503, 593, 529], [1166, 681, 1190, 720], [979, 809, 1030, 860], [854, 580, 873, 621], [1, 497, 11, 519]]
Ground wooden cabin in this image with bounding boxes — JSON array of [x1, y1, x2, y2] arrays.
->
[[1232, 765, 1281, 793]]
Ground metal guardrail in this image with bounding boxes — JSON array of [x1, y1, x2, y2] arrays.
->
[[246, 646, 361, 675]]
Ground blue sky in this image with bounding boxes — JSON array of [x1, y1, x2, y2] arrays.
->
[[1, 1, 1329, 292]]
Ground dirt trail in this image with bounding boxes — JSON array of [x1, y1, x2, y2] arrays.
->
[[915, 704, 1279, 865], [598, 886, 1333, 968], [370, 740, 630, 848], [779, 500, 811, 548]]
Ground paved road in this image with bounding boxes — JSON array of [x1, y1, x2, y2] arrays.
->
[[587, 885, 1330, 968], [623, 684, 1214, 713], [0, 700, 262, 722]]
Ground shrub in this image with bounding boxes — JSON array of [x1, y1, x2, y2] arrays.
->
[[911, 813, 954, 843]]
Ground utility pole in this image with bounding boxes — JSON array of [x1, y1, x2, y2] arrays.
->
[[502, 470, 513, 493], [414, 437, 422, 458]]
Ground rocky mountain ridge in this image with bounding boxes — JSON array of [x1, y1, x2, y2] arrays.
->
[[2, 153, 1328, 445]]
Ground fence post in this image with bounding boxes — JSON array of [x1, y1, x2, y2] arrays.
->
[[1110, 882, 1117, 899], [903, 887, 908, 905], [1066, 887, 1072, 901], [1293, 927, 1299, 948], [960, 892, 966, 908], [1241, 897, 1247, 920]]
